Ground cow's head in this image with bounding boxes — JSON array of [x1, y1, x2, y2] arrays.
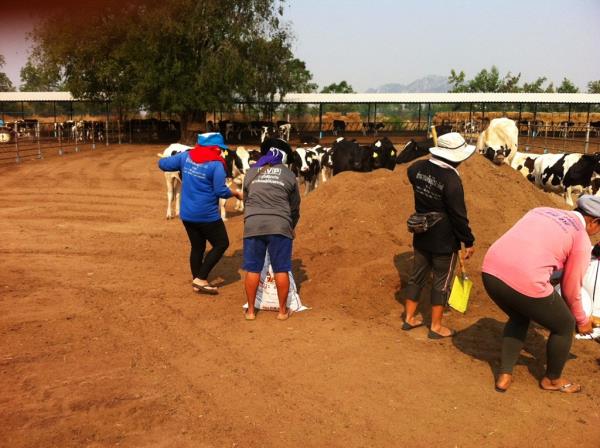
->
[[353, 146, 374, 172], [483, 146, 511, 165]]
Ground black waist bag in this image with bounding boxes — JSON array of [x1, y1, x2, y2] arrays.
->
[[407, 212, 445, 234]]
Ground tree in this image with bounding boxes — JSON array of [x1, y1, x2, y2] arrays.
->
[[26, 0, 314, 133], [0, 54, 15, 92], [587, 80, 600, 94], [522, 76, 549, 93], [20, 46, 64, 91], [557, 77, 579, 93], [468, 66, 502, 92], [499, 72, 522, 93], [448, 66, 518, 93], [448, 69, 468, 92], [320, 81, 354, 94]]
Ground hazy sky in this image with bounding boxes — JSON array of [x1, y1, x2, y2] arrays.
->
[[1, 0, 599, 92]]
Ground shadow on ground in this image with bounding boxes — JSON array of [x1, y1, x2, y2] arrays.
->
[[453, 317, 576, 380]]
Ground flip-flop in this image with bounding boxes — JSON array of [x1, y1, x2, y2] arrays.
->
[[401, 321, 424, 331], [540, 382, 581, 394], [193, 284, 219, 295], [428, 329, 457, 339], [276, 312, 290, 321], [245, 312, 256, 321]]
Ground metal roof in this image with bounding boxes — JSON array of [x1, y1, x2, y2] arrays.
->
[[0, 92, 76, 102], [3, 91, 599, 105], [275, 93, 600, 104]]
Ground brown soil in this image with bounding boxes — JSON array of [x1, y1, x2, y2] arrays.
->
[[1, 145, 599, 447]]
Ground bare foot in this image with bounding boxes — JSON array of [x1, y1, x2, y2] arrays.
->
[[404, 315, 423, 327], [495, 373, 512, 392], [429, 325, 454, 337], [245, 312, 256, 321], [276, 311, 290, 321], [540, 377, 581, 393]]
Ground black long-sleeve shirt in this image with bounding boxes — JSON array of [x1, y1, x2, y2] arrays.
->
[[407, 159, 475, 254]]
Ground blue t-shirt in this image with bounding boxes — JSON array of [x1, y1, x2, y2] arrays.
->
[[158, 151, 232, 222]]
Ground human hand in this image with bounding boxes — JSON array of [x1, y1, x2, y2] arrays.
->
[[233, 189, 243, 200], [463, 246, 475, 260], [577, 321, 593, 335]]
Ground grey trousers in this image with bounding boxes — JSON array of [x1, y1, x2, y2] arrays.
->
[[404, 248, 457, 306]]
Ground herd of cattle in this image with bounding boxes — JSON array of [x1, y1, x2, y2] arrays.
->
[[158, 135, 400, 220], [478, 117, 600, 206], [208, 119, 394, 144], [0, 119, 106, 143], [158, 117, 600, 220]]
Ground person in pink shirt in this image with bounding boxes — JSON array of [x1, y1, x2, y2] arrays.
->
[[482, 195, 600, 393]]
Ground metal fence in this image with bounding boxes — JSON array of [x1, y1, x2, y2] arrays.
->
[[0, 119, 182, 165], [1, 117, 598, 165]]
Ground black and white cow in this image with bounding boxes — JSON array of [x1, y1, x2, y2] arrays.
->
[[276, 120, 292, 141], [395, 125, 455, 164], [589, 121, 600, 137], [248, 121, 275, 142], [533, 152, 600, 206], [396, 138, 434, 164], [314, 145, 334, 183], [369, 137, 397, 171], [477, 118, 518, 165], [157, 143, 192, 219], [507, 151, 540, 181], [331, 138, 373, 175], [219, 147, 254, 219], [218, 120, 244, 142], [332, 119, 346, 136], [362, 122, 385, 136], [291, 146, 321, 195]]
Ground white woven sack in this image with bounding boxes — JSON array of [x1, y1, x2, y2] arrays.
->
[[243, 253, 308, 312], [554, 257, 600, 319]]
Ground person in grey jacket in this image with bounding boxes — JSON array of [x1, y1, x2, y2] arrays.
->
[[242, 138, 300, 321]]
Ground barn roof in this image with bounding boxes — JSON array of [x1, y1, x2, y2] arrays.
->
[[0, 92, 76, 102], [274, 92, 600, 104]]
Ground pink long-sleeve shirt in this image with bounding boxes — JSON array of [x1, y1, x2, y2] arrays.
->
[[482, 207, 591, 326]]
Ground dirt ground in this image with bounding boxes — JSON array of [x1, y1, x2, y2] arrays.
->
[[1, 144, 600, 448]]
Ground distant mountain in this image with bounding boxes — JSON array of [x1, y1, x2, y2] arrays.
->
[[366, 75, 450, 93]]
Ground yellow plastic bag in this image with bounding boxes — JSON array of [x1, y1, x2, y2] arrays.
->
[[448, 251, 472, 313]]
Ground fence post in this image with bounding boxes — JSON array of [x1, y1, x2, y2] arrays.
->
[[106, 118, 109, 146], [585, 122, 590, 154], [92, 121, 96, 150], [75, 125, 79, 152], [59, 127, 63, 155], [118, 119, 122, 144], [37, 122, 43, 159], [14, 122, 20, 163]]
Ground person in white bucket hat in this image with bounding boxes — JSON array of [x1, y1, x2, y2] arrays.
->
[[402, 132, 476, 339], [429, 132, 477, 163]]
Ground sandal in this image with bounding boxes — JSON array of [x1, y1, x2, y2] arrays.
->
[[428, 329, 457, 339], [193, 284, 219, 295], [540, 382, 581, 394], [402, 321, 424, 331]]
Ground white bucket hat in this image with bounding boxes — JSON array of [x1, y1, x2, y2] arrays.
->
[[429, 132, 476, 163]]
